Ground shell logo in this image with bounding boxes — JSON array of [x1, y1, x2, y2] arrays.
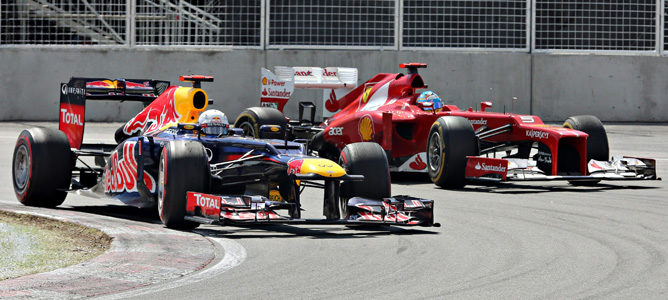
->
[[359, 115, 374, 141], [262, 77, 268, 85], [362, 87, 372, 103]]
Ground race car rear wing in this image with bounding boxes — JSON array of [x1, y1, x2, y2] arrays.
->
[[59, 77, 170, 149], [260, 66, 358, 118]]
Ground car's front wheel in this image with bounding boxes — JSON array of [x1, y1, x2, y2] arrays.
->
[[563, 115, 609, 185], [339, 142, 391, 219], [158, 140, 209, 229], [427, 116, 478, 189]]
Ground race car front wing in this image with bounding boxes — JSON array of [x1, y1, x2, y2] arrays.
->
[[464, 156, 659, 182], [184, 192, 439, 227]]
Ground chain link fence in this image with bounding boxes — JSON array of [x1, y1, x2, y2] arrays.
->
[[1, 0, 668, 53], [268, 0, 396, 49], [402, 0, 528, 50], [1, 0, 127, 45], [135, 0, 261, 47], [534, 0, 658, 52]]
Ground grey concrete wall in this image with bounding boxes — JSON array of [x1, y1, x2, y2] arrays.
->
[[532, 54, 668, 122], [0, 48, 530, 122], [0, 48, 665, 122]]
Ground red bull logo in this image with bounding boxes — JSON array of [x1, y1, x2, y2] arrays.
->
[[123, 88, 180, 135], [288, 159, 304, 175], [104, 141, 156, 193]]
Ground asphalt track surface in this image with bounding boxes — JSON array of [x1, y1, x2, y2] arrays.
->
[[1, 122, 667, 299]]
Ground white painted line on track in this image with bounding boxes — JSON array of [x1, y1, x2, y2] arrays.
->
[[96, 236, 246, 299]]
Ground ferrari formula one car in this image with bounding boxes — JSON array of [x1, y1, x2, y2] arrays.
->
[[237, 63, 658, 188], [12, 75, 437, 229]]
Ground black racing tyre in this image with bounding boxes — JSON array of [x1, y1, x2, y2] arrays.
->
[[158, 140, 209, 229], [427, 116, 478, 189], [12, 128, 72, 207], [234, 107, 287, 139], [563, 115, 609, 162], [563, 115, 609, 185], [310, 130, 340, 161], [339, 142, 391, 219]]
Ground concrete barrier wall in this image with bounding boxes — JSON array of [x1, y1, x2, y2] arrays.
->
[[532, 54, 668, 122], [0, 48, 665, 122]]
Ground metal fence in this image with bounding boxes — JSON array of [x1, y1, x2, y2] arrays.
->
[[135, 0, 262, 47], [402, 0, 529, 50], [1, 0, 668, 53], [533, 0, 658, 52], [1, 0, 128, 45], [268, 0, 396, 49]]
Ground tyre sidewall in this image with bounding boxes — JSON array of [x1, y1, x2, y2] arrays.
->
[[563, 115, 609, 162], [339, 142, 391, 200], [159, 141, 208, 229], [12, 128, 72, 207], [427, 117, 477, 188], [13, 132, 34, 203], [235, 107, 286, 139]]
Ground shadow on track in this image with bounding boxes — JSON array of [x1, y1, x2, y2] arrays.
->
[[60, 205, 438, 239], [194, 224, 437, 240], [390, 172, 660, 194], [453, 182, 660, 195], [61, 205, 161, 224]]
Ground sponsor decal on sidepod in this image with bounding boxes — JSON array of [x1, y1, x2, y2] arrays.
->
[[328, 127, 343, 136], [526, 129, 549, 139], [469, 118, 487, 125], [105, 141, 156, 193]]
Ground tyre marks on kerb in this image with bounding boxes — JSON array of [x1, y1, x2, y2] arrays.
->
[[98, 235, 246, 300]]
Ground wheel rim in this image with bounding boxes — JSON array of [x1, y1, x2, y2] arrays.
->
[[239, 121, 256, 137], [14, 144, 30, 192], [158, 153, 165, 219], [428, 131, 442, 173]]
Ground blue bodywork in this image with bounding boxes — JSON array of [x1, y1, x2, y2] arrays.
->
[[101, 126, 307, 208]]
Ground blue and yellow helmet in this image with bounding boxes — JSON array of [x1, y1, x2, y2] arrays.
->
[[417, 91, 443, 111]]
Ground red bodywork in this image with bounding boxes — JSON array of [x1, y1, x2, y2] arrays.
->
[[318, 64, 588, 176]]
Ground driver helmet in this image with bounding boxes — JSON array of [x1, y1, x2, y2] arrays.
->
[[416, 91, 444, 112], [198, 109, 229, 136]]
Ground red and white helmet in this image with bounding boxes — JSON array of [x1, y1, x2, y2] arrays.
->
[[198, 109, 229, 136]]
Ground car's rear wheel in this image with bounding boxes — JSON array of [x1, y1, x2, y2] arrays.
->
[[563, 115, 609, 185], [158, 140, 209, 229], [427, 116, 478, 189], [13, 128, 73, 207], [234, 107, 287, 139], [339, 142, 391, 219]]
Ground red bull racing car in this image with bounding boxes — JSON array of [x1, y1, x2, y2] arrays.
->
[[12, 75, 437, 229], [237, 63, 658, 188]]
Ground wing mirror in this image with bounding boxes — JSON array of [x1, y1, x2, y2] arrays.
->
[[259, 125, 284, 138], [480, 101, 493, 112], [177, 123, 201, 131], [230, 128, 244, 136]]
